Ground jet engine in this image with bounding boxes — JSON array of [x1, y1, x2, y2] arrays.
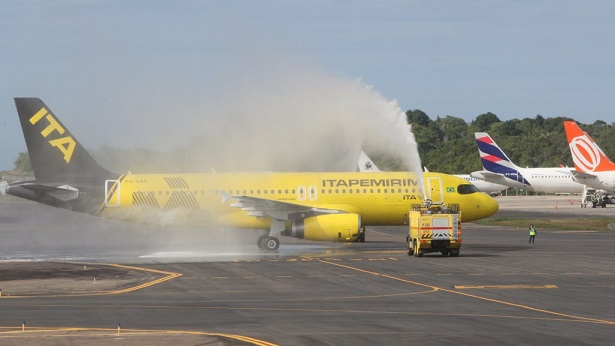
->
[[282, 214, 361, 242]]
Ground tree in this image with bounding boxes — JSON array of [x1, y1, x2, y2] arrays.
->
[[471, 112, 500, 132], [14, 152, 32, 172], [406, 109, 431, 127], [438, 116, 468, 143]]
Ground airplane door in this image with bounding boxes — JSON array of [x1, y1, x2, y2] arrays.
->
[[426, 177, 443, 204], [105, 180, 121, 207]]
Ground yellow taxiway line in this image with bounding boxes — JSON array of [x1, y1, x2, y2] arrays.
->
[[0, 263, 182, 299], [0, 327, 276, 346], [319, 259, 615, 326]]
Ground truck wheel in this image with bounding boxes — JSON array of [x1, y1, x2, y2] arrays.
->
[[441, 250, 449, 257], [417, 250, 424, 257], [413, 239, 419, 257], [450, 250, 459, 257]]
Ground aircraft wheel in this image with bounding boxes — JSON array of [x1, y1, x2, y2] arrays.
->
[[257, 235, 267, 250], [264, 237, 280, 251]]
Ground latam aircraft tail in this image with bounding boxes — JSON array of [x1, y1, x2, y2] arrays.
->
[[564, 121, 615, 172], [474, 132, 531, 187], [14, 98, 114, 182]]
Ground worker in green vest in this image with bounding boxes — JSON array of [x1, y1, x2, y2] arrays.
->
[[529, 224, 537, 244]]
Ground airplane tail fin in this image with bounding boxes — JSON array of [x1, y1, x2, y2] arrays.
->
[[564, 121, 615, 172], [474, 132, 520, 173], [14, 98, 114, 181]]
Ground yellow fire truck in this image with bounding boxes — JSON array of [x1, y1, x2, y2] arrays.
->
[[407, 201, 461, 257]]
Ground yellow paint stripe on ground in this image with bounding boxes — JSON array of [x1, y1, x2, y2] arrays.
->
[[0, 327, 277, 346], [319, 259, 615, 325], [0, 263, 182, 298], [455, 284, 558, 289]]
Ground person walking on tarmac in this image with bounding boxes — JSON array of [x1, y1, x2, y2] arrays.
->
[[529, 224, 537, 244]]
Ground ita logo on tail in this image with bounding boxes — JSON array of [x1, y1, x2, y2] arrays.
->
[[30, 107, 76, 163], [29, 107, 76, 163]]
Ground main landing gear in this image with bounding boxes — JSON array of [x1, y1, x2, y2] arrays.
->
[[257, 235, 280, 251], [257, 220, 283, 252]]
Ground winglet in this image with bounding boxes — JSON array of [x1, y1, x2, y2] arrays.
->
[[358, 151, 380, 172]]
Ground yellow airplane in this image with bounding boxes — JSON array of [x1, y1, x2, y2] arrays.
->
[[4, 98, 498, 251]]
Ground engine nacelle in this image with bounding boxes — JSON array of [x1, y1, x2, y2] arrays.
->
[[282, 214, 361, 242]]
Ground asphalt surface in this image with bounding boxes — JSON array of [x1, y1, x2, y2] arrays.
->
[[0, 195, 614, 345]]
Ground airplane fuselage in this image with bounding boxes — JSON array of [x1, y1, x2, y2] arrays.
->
[[472, 167, 584, 194], [100, 171, 497, 228]]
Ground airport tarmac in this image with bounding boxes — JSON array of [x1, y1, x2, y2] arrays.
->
[[0, 195, 614, 345]]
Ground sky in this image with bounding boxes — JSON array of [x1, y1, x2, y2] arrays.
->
[[1, 0, 614, 171]]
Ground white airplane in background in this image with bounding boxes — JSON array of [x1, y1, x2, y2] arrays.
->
[[453, 174, 507, 196], [471, 132, 585, 194], [564, 121, 615, 194], [358, 151, 506, 195]]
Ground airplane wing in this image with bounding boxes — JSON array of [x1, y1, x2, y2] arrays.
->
[[221, 193, 345, 221]]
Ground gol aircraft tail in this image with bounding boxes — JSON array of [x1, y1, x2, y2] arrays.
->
[[563, 121, 615, 173]]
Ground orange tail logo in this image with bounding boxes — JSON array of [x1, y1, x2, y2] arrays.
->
[[564, 121, 615, 172]]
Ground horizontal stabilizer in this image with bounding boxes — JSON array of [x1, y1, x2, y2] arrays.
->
[[10, 182, 79, 202], [570, 170, 597, 180], [470, 170, 508, 183]]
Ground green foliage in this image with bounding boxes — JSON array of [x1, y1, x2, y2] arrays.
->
[[406, 112, 615, 174], [13, 152, 32, 172], [471, 112, 500, 132]]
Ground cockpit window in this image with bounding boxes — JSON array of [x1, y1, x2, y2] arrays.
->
[[457, 184, 480, 194]]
